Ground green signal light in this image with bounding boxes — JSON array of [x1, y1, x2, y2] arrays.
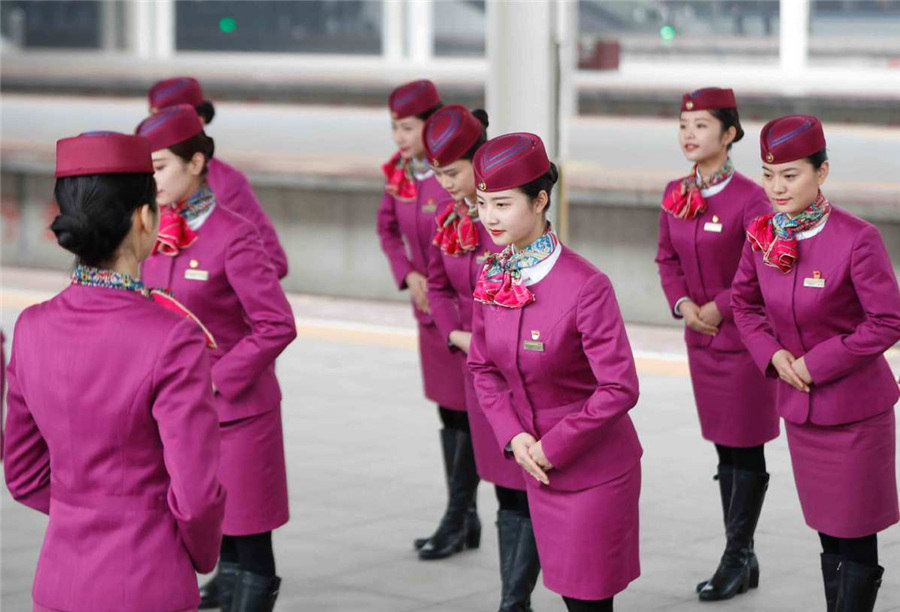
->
[[660, 25, 676, 41], [219, 17, 237, 34]]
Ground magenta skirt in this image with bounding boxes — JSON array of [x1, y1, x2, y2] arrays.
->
[[464, 370, 526, 490], [687, 347, 779, 447], [418, 321, 466, 411], [527, 463, 641, 600], [219, 407, 290, 535], [785, 408, 898, 538]]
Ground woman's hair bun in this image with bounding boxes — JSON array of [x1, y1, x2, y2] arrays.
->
[[471, 108, 489, 129], [547, 162, 559, 185], [51, 212, 98, 259]]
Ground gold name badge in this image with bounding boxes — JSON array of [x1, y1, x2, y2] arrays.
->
[[184, 269, 209, 281], [803, 270, 825, 288], [422, 198, 437, 213], [703, 215, 723, 233], [523, 330, 543, 351], [476, 251, 490, 264]]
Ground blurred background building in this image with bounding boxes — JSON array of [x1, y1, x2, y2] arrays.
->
[[2, 0, 898, 324]]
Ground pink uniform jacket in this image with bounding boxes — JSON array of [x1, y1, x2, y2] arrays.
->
[[141, 205, 297, 424], [469, 246, 643, 492], [427, 218, 524, 488], [4, 285, 226, 611], [206, 157, 288, 279], [376, 172, 466, 410], [732, 207, 900, 425], [656, 172, 772, 349]]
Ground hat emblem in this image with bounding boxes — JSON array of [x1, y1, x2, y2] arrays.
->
[[478, 181, 487, 190], [432, 159, 440, 167], [685, 100, 694, 110], [766, 152, 775, 163]]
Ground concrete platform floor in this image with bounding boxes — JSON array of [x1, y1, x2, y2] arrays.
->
[[1, 268, 898, 611]]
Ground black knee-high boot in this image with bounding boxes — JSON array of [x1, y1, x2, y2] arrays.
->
[[698, 469, 769, 601], [821, 553, 842, 612], [199, 561, 241, 609], [230, 571, 281, 612], [419, 429, 481, 560], [414, 428, 459, 550], [835, 561, 883, 612], [497, 510, 541, 612]]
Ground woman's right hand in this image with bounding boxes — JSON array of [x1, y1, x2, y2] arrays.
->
[[405, 271, 431, 315], [771, 349, 810, 393], [679, 299, 718, 336], [510, 432, 550, 485], [449, 330, 472, 354]]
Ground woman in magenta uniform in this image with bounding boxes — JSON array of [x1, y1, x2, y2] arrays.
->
[[138, 106, 297, 611], [146, 76, 289, 279], [375, 80, 474, 555], [655, 87, 779, 601], [423, 107, 540, 607], [469, 133, 642, 612], [732, 115, 900, 612], [4, 131, 225, 611]]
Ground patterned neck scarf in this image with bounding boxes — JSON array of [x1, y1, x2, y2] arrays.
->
[[152, 184, 215, 257], [382, 152, 417, 200], [662, 158, 734, 220], [70, 264, 217, 348], [473, 225, 559, 309], [434, 199, 479, 256], [747, 190, 831, 273], [72, 264, 145, 293]]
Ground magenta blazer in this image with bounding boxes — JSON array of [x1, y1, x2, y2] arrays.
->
[[427, 220, 504, 341], [207, 157, 288, 279], [732, 207, 900, 425], [376, 174, 450, 324], [4, 285, 226, 611], [141, 205, 297, 423], [656, 172, 772, 350], [468, 246, 643, 491]]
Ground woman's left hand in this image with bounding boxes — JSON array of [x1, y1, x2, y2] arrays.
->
[[792, 356, 814, 386], [698, 300, 723, 328], [528, 441, 554, 471]]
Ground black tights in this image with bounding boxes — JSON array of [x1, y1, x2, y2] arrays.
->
[[495, 485, 530, 517], [715, 444, 766, 473], [563, 596, 613, 611], [819, 532, 878, 567], [220, 531, 276, 576], [439, 406, 470, 432]]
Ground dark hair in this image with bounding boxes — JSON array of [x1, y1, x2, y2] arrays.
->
[[517, 163, 560, 211], [461, 109, 490, 161], [708, 107, 744, 150], [806, 147, 828, 169], [415, 103, 444, 121], [168, 132, 215, 174], [195, 100, 216, 125], [51, 173, 157, 267]]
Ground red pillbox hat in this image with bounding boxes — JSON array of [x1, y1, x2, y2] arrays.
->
[[389, 80, 441, 119], [55, 132, 153, 178], [136, 104, 204, 152], [473, 133, 550, 192], [423, 105, 483, 167], [760, 115, 826, 164], [149, 77, 204, 111], [681, 87, 737, 112]]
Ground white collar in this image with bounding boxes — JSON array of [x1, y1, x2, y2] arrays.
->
[[521, 239, 563, 287], [187, 203, 216, 231], [699, 172, 734, 198], [795, 213, 830, 241]]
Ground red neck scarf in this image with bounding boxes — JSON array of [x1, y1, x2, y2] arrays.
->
[[382, 152, 417, 201], [662, 159, 734, 220], [747, 191, 831, 273], [434, 200, 479, 255], [153, 205, 197, 256]]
